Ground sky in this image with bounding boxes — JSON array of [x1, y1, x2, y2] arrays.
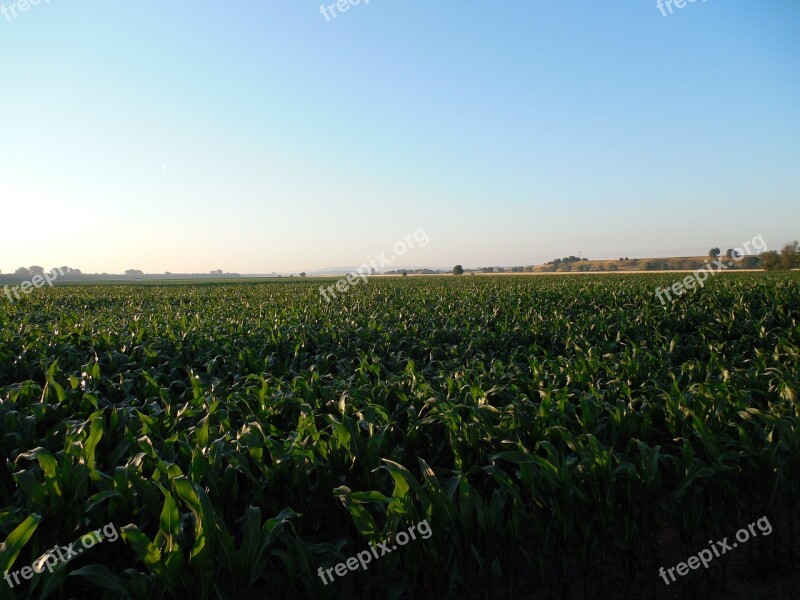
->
[[1, 0, 798, 274]]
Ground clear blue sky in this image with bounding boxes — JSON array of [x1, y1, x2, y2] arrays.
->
[[1, 0, 798, 273]]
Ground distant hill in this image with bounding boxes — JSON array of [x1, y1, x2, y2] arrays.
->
[[531, 255, 761, 273]]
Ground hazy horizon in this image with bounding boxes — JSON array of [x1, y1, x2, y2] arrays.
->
[[0, 244, 780, 278]]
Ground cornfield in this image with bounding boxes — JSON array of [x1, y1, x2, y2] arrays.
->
[[1, 273, 798, 599]]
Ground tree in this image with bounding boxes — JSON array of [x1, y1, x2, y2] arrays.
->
[[780, 241, 799, 270], [401, 270, 408, 276], [741, 256, 760, 269], [709, 248, 721, 259], [299, 272, 307, 277], [452, 265, 464, 275], [760, 251, 781, 270], [29, 266, 45, 276], [125, 269, 144, 278], [14, 267, 31, 278]]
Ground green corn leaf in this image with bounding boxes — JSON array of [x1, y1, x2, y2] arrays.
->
[[70, 565, 131, 597], [0, 514, 42, 573]]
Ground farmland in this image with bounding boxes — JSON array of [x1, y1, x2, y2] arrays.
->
[[1, 274, 799, 599]]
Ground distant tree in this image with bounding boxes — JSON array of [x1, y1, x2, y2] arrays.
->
[[780, 241, 799, 270], [29, 266, 45, 276], [760, 251, 781, 270], [371, 268, 376, 275], [741, 256, 760, 269], [401, 270, 408, 276], [452, 265, 464, 275], [625, 257, 629, 261], [709, 248, 721, 259], [14, 267, 31, 278], [124, 269, 145, 278], [299, 272, 307, 277], [725, 249, 737, 259], [495, 267, 505, 273], [576, 263, 591, 272]]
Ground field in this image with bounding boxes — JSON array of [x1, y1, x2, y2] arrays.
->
[[1, 274, 799, 599]]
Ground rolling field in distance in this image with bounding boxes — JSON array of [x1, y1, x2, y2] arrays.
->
[[1, 274, 799, 599]]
